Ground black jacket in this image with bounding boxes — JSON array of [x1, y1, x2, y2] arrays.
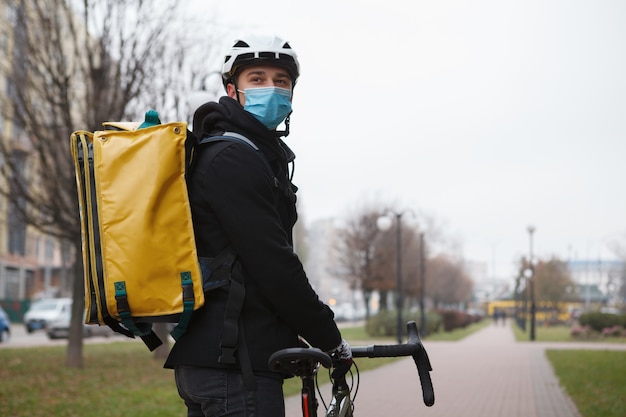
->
[[165, 97, 341, 375]]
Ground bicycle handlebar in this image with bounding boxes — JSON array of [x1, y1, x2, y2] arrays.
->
[[268, 321, 435, 411], [351, 321, 434, 407]]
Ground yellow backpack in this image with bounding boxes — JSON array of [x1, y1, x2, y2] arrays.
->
[[70, 110, 206, 350]]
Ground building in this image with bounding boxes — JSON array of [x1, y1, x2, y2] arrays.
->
[[0, 1, 70, 319], [304, 218, 367, 321], [567, 259, 625, 307]]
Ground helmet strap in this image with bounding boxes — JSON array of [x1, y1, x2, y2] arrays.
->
[[230, 78, 244, 104], [275, 114, 291, 137]]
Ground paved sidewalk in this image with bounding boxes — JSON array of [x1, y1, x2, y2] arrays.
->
[[285, 322, 626, 416]]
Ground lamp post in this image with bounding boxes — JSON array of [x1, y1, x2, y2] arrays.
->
[[526, 226, 536, 341], [419, 232, 426, 337], [377, 211, 411, 344]]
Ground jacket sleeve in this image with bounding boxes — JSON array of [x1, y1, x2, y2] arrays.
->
[[194, 142, 342, 352]]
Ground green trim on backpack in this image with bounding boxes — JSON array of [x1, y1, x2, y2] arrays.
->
[[114, 281, 154, 338], [170, 271, 196, 341]]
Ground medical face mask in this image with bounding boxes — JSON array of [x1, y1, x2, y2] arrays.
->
[[240, 87, 292, 130]]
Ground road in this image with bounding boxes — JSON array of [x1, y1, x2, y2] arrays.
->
[[0, 322, 129, 348]]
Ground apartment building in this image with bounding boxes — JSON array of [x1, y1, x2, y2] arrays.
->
[[0, 1, 69, 314]]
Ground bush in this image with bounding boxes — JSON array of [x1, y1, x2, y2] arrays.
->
[[571, 324, 592, 339], [365, 310, 442, 338], [438, 309, 478, 332], [579, 312, 623, 332], [365, 310, 397, 337], [602, 326, 624, 338], [420, 311, 444, 335]]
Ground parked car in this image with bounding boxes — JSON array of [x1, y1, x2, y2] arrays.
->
[[0, 305, 10, 343], [23, 298, 72, 333], [46, 309, 115, 339]]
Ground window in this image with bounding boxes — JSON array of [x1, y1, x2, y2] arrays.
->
[[5, 267, 19, 299]]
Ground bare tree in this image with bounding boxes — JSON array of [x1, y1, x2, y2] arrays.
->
[[334, 208, 389, 318], [0, 0, 219, 367], [333, 204, 428, 316], [426, 254, 473, 309]]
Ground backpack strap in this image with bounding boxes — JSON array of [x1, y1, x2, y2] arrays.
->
[[111, 269, 198, 350], [199, 131, 259, 149], [198, 132, 279, 189], [168, 271, 197, 341], [194, 133, 268, 392], [114, 281, 164, 351]]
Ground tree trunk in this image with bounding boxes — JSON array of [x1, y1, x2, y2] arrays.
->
[[66, 239, 84, 368], [379, 290, 389, 311], [362, 290, 372, 320]]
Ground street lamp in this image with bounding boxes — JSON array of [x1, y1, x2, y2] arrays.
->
[[419, 232, 426, 338], [377, 211, 412, 344], [526, 226, 536, 341]]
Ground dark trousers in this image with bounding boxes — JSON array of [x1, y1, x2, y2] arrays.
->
[[174, 366, 285, 417]]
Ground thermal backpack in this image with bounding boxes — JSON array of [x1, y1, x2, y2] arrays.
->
[[69, 110, 258, 352]]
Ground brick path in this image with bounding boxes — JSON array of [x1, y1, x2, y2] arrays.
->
[[285, 321, 626, 416]]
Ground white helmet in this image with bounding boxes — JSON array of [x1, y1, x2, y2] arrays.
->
[[221, 35, 300, 88]]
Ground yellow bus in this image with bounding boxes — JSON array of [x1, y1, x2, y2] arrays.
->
[[483, 299, 579, 324]]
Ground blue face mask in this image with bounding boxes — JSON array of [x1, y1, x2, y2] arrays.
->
[[240, 87, 292, 130]]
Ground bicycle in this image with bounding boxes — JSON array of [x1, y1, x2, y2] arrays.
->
[[269, 321, 435, 416]]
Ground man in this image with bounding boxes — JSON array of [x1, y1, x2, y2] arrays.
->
[[165, 35, 351, 417]]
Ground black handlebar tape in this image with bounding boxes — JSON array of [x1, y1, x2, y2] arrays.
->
[[351, 343, 418, 358], [413, 347, 435, 406], [351, 343, 434, 407], [407, 321, 435, 406], [350, 321, 435, 407]]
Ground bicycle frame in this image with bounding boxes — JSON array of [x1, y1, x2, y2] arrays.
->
[[269, 321, 434, 417]]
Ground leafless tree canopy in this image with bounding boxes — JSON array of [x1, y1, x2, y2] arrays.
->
[[427, 254, 473, 308], [0, 0, 212, 239], [332, 204, 468, 313]]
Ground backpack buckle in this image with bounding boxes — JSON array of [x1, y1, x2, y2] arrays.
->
[[218, 347, 237, 365]]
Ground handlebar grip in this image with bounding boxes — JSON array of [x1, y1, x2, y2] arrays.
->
[[352, 343, 418, 358]]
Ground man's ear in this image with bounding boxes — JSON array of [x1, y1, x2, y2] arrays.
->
[[226, 82, 237, 99]]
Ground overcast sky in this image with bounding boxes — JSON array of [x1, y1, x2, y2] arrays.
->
[[189, 0, 626, 281]]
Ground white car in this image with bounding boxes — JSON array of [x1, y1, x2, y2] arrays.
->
[[46, 310, 115, 339], [23, 298, 72, 333]]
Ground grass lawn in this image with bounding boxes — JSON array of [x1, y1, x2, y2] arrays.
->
[[0, 342, 182, 417], [546, 349, 626, 417], [512, 323, 573, 342], [512, 323, 626, 343], [425, 319, 491, 341]]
